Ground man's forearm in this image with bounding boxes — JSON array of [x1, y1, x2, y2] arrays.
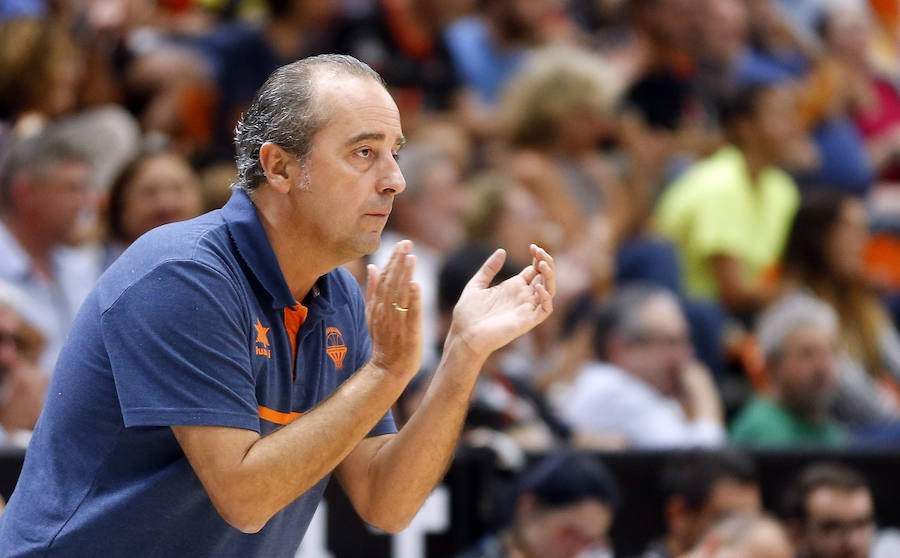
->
[[174, 361, 408, 533], [358, 335, 487, 528]]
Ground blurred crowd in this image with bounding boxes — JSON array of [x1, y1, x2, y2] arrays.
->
[[1, 0, 900, 553]]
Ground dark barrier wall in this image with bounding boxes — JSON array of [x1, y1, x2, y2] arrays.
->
[[2, 447, 900, 557]]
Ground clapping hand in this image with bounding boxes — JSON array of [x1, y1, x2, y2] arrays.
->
[[365, 240, 423, 382], [449, 244, 555, 357]]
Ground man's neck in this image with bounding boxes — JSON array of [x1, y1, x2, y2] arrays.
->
[[1, 215, 55, 280], [739, 146, 772, 187], [252, 194, 336, 305]]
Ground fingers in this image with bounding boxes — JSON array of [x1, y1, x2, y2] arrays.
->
[[533, 278, 553, 315], [467, 249, 507, 290], [406, 279, 422, 324], [529, 244, 556, 297], [374, 240, 413, 304], [394, 254, 416, 312], [365, 264, 379, 307]]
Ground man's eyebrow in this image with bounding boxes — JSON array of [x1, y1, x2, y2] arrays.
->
[[344, 132, 407, 148]]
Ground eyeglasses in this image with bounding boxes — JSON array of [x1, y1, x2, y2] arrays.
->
[[809, 516, 875, 536]]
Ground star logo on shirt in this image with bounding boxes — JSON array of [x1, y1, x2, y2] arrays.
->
[[254, 319, 270, 346]]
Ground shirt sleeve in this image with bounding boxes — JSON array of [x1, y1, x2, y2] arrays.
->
[[100, 260, 259, 431]]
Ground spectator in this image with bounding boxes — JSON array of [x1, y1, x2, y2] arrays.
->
[[780, 190, 900, 428], [655, 82, 802, 316], [787, 4, 875, 196], [679, 513, 793, 558], [0, 126, 100, 371], [101, 142, 205, 269], [192, 0, 338, 157], [692, 0, 799, 104], [0, 17, 83, 137], [331, 0, 465, 125], [501, 46, 626, 244], [782, 463, 900, 558], [0, 281, 48, 446], [443, 0, 571, 106], [730, 293, 847, 447], [819, 2, 900, 183], [622, 0, 703, 137], [562, 285, 726, 448], [643, 450, 761, 558], [456, 452, 618, 558]]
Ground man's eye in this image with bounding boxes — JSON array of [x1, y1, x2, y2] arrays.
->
[[392, 151, 400, 161], [358, 148, 372, 158]]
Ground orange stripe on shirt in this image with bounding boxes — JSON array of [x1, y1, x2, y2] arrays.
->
[[258, 405, 303, 425], [283, 303, 308, 380]]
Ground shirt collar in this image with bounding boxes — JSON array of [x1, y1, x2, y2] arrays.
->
[[221, 189, 298, 309]]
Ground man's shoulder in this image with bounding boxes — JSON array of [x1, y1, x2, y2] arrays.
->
[[97, 211, 239, 305]]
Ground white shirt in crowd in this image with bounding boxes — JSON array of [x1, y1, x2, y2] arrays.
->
[[560, 362, 725, 448], [0, 221, 101, 373]]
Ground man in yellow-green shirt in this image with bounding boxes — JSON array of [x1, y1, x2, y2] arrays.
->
[[655, 83, 803, 315]]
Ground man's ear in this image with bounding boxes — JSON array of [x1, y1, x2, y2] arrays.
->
[[259, 142, 299, 194]]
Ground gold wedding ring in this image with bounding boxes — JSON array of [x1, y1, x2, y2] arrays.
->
[[391, 302, 409, 312]]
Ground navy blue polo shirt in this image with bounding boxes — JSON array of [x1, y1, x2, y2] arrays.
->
[[0, 190, 395, 557]]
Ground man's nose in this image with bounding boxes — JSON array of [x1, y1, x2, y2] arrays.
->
[[377, 156, 405, 195]]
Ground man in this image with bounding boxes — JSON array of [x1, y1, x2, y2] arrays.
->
[[655, 82, 802, 316], [456, 453, 618, 558], [0, 55, 556, 556], [562, 284, 726, 447], [643, 451, 761, 558], [0, 128, 100, 371], [444, 0, 566, 105], [783, 463, 900, 558], [680, 513, 793, 558], [730, 293, 846, 447]]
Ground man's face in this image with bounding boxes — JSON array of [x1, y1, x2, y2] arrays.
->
[[291, 75, 406, 262], [671, 479, 761, 550], [16, 160, 92, 245], [119, 153, 203, 242], [802, 487, 874, 558], [772, 325, 838, 421], [743, 87, 803, 166], [618, 295, 693, 397], [694, 480, 762, 547], [529, 499, 614, 558]]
